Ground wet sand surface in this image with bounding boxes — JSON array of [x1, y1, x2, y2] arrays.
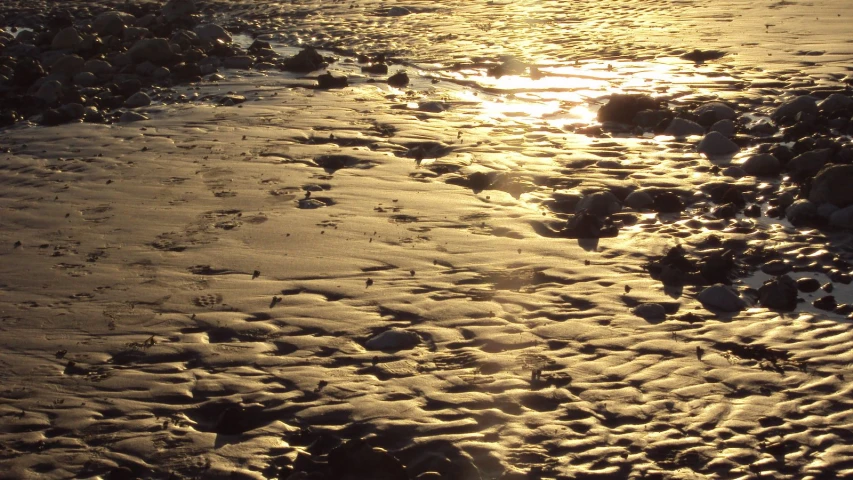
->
[[1, 1, 853, 479]]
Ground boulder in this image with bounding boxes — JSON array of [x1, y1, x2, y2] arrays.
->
[[624, 190, 655, 210], [741, 153, 780, 176], [162, 0, 197, 23], [34, 80, 64, 104], [194, 23, 231, 44], [597, 93, 659, 124], [128, 38, 175, 65], [51, 27, 83, 50], [818, 93, 853, 115], [785, 199, 818, 226], [771, 95, 818, 123], [786, 148, 832, 180], [365, 329, 420, 351], [697, 131, 739, 156], [698, 284, 747, 312], [809, 164, 853, 208], [663, 117, 705, 137], [693, 101, 736, 123], [223, 56, 253, 70], [50, 54, 85, 75], [632, 303, 667, 321], [758, 275, 798, 310], [124, 91, 151, 108], [829, 205, 853, 229], [710, 118, 735, 138], [576, 191, 621, 216], [93, 10, 135, 36]]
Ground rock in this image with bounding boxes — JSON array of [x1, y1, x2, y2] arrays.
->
[[73, 71, 98, 87], [785, 199, 818, 226], [223, 56, 253, 69], [632, 303, 666, 321], [634, 109, 671, 129], [35, 80, 64, 104], [758, 275, 798, 310], [796, 277, 821, 293], [562, 210, 619, 238], [50, 54, 85, 76], [624, 190, 655, 210], [818, 93, 853, 115], [162, 0, 197, 23], [365, 329, 420, 351], [698, 284, 747, 312], [39, 108, 71, 126], [809, 164, 853, 208], [282, 47, 326, 72], [194, 23, 231, 44], [128, 38, 175, 65], [82, 59, 113, 75], [817, 202, 839, 220], [597, 93, 659, 124], [362, 63, 389, 75], [694, 101, 736, 123], [315, 72, 348, 89], [122, 27, 150, 43], [787, 148, 832, 180], [697, 131, 739, 156], [124, 91, 151, 108], [680, 49, 726, 63], [388, 71, 410, 88], [741, 153, 780, 176], [772, 95, 819, 123], [12, 57, 45, 86], [813, 295, 837, 311], [119, 111, 149, 123], [51, 27, 83, 50], [93, 10, 135, 36], [387, 6, 412, 16], [576, 191, 621, 216], [761, 260, 792, 276], [58, 102, 84, 120], [710, 118, 736, 137], [248, 39, 272, 53], [830, 205, 853, 229], [663, 117, 705, 137], [329, 439, 408, 480], [653, 191, 684, 213]]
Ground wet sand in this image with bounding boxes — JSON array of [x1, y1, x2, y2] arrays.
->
[[1, 1, 853, 479]]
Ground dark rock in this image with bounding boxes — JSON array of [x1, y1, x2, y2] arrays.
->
[[653, 191, 684, 213], [742, 153, 781, 176], [785, 199, 818, 226], [361, 63, 389, 74], [93, 10, 135, 36], [813, 295, 837, 311], [699, 250, 735, 284], [282, 47, 327, 72], [680, 49, 726, 63], [39, 108, 71, 126], [758, 275, 798, 311], [761, 260, 792, 276], [487, 57, 527, 78], [248, 39, 272, 53], [597, 93, 660, 124], [796, 277, 821, 293], [328, 439, 408, 480], [128, 38, 175, 65], [317, 72, 348, 89], [743, 204, 762, 217], [387, 71, 410, 88], [772, 95, 819, 123], [809, 164, 853, 208], [786, 148, 832, 181], [698, 284, 747, 312], [561, 209, 619, 238], [13, 57, 45, 87]]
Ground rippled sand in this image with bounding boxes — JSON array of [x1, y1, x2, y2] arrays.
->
[[1, 1, 852, 479]]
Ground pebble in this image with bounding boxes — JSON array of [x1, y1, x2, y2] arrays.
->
[[809, 164, 853, 208], [624, 190, 655, 210], [741, 153, 780, 176], [663, 117, 705, 137], [693, 101, 737, 123], [576, 191, 621, 216], [697, 131, 739, 156], [796, 277, 821, 293], [124, 91, 151, 108], [698, 284, 747, 312], [365, 329, 420, 351], [119, 111, 149, 123], [631, 303, 667, 321], [829, 205, 853, 229], [758, 274, 798, 310], [772, 95, 819, 123]]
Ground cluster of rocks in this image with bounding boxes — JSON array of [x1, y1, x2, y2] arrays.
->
[[0, 0, 407, 127]]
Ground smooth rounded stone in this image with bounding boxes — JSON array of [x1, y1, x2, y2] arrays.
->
[[698, 284, 747, 312], [797, 277, 821, 293], [387, 6, 412, 16], [741, 153, 780, 176], [123, 27, 150, 43], [710, 118, 735, 138], [93, 10, 135, 36], [50, 54, 85, 75], [51, 27, 83, 50], [576, 191, 621, 216], [128, 38, 175, 65], [813, 295, 837, 311], [58, 102, 84, 120], [663, 117, 705, 137], [772, 95, 819, 122], [119, 111, 149, 123], [82, 59, 113, 76], [809, 164, 853, 208], [818, 93, 853, 114], [693, 101, 736, 122], [817, 202, 839, 220], [223, 56, 253, 70], [135, 61, 158, 76], [624, 190, 654, 210], [162, 0, 197, 23], [785, 199, 817, 226], [761, 260, 793, 276], [634, 109, 670, 129], [72, 71, 97, 87], [721, 166, 745, 178], [631, 303, 667, 321], [365, 329, 420, 351], [388, 71, 410, 88], [758, 274, 798, 310], [597, 93, 659, 124], [194, 23, 232, 44], [653, 191, 684, 213], [152, 66, 171, 80], [35, 80, 64, 104], [697, 131, 739, 156], [125, 92, 151, 108], [829, 205, 853, 229], [786, 148, 832, 180]]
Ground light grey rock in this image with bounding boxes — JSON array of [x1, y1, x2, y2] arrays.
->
[[710, 118, 735, 138], [632, 303, 667, 321], [741, 153, 780, 176], [576, 191, 621, 216], [624, 190, 654, 210], [772, 95, 818, 122], [698, 284, 747, 312], [51, 27, 83, 50], [194, 23, 231, 44], [128, 38, 174, 65], [697, 131, 739, 156], [809, 164, 853, 208], [365, 329, 420, 351], [93, 10, 135, 36], [125, 92, 151, 108], [664, 117, 705, 137], [119, 111, 148, 123], [830, 205, 853, 229]]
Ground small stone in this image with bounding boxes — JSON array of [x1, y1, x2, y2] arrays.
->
[[810, 164, 853, 208], [624, 190, 655, 210], [758, 274, 798, 311], [663, 117, 705, 137], [710, 118, 736, 137], [796, 277, 821, 293], [741, 153, 780, 176], [128, 38, 175, 65], [223, 56, 253, 70], [162, 0, 197, 23], [365, 329, 420, 351], [772, 95, 819, 123], [597, 93, 659, 124], [693, 101, 736, 123], [119, 111, 149, 123], [829, 205, 853, 229], [576, 191, 621, 216], [50, 54, 85, 76], [93, 10, 135, 36], [282, 47, 326, 72], [761, 260, 792, 276], [317, 72, 348, 89], [813, 295, 837, 311], [631, 303, 666, 321], [653, 191, 684, 214], [697, 131, 739, 156], [698, 284, 747, 312], [194, 23, 232, 44], [388, 71, 410, 88], [35, 80, 64, 104], [786, 148, 832, 181], [51, 26, 83, 50], [124, 91, 151, 108], [785, 199, 817, 226]]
